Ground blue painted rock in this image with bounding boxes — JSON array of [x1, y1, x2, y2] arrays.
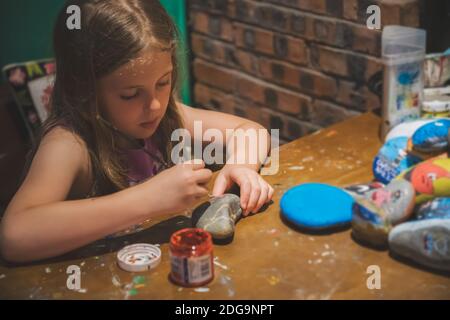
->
[[389, 218, 450, 272], [411, 118, 450, 153], [352, 180, 416, 247], [194, 194, 242, 239], [372, 137, 422, 184], [415, 197, 450, 221], [280, 183, 354, 230], [385, 119, 434, 142]]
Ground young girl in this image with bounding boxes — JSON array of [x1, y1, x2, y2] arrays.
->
[[0, 0, 273, 262]]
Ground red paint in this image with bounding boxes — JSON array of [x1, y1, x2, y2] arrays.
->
[[169, 228, 214, 287]]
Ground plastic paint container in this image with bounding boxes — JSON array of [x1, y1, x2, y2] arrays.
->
[[421, 95, 450, 118], [381, 26, 426, 139], [169, 228, 214, 287], [421, 111, 450, 119], [117, 243, 161, 272]]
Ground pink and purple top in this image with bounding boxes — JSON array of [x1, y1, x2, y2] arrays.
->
[[123, 138, 166, 186], [108, 138, 166, 238]]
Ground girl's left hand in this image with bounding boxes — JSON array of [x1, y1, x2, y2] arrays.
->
[[212, 164, 274, 216]]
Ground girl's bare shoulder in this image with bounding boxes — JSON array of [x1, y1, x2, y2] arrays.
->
[[37, 126, 91, 185], [39, 126, 90, 162], [41, 126, 87, 150]]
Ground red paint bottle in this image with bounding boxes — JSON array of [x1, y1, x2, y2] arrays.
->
[[169, 228, 214, 287]]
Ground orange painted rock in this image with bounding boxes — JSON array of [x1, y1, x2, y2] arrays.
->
[[397, 157, 450, 204]]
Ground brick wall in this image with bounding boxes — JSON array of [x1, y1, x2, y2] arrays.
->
[[187, 0, 421, 143]]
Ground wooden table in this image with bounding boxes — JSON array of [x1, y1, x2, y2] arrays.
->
[[1, 112, 449, 299]]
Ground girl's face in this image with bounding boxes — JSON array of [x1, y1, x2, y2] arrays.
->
[[97, 49, 173, 139]]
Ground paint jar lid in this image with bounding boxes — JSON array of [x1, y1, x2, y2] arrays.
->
[[117, 243, 161, 272], [422, 95, 450, 112]]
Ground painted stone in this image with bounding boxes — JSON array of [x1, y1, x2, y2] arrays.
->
[[389, 218, 450, 272], [411, 118, 450, 153], [372, 136, 422, 184], [344, 182, 385, 198], [280, 183, 354, 230], [193, 194, 242, 240], [352, 180, 416, 247], [415, 197, 450, 221], [397, 157, 450, 204], [385, 119, 434, 142]]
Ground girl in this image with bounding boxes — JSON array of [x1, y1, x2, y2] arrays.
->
[[0, 0, 273, 263]]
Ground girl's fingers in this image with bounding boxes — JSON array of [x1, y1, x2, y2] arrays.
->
[[183, 159, 205, 170], [195, 185, 209, 198], [211, 173, 231, 197], [254, 178, 269, 213], [238, 179, 251, 214], [194, 168, 213, 184], [245, 174, 262, 215]]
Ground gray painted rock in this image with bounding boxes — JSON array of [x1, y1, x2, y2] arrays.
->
[[352, 180, 416, 247], [194, 194, 242, 239], [389, 218, 450, 272]]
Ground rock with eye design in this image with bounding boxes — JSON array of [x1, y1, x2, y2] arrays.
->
[[411, 119, 450, 154], [396, 157, 450, 205], [192, 194, 242, 240], [388, 217, 450, 272], [415, 197, 450, 221], [352, 180, 416, 248]]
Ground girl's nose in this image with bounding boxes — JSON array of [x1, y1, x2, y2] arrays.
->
[[146, 98, 161, 111]]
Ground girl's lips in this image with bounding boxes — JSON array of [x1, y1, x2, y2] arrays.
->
[[140, 119, 158, 129]]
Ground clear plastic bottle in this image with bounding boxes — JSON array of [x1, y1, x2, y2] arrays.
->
[[381, 26, 427, 139]]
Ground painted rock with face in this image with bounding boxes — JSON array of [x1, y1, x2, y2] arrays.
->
[[344, 181, 385, 198], [372, 137, 422, 184], [193, 194, 242, 240], [411, 118, 450, 153], [352, 180, 416, 247], [397, 157, 450, 204], [389, 218, 450, 272], [415, 197, 450, 221], [386, 119, 435, 142]]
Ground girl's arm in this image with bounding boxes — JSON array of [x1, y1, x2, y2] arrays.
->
[[179, 103, 271, 169], [178, 103, 274, 215], [0, 128, 210, 262], [0, 128, 150, 262]]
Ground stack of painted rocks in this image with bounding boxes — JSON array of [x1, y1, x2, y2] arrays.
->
[[353, 118, 450, 272]]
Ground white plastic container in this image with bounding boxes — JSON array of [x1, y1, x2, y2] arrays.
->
[[381, 26, 426, 139]]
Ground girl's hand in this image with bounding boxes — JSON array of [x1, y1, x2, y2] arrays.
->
[[142, 160, 212, 215], [212, 164, 274, 216]]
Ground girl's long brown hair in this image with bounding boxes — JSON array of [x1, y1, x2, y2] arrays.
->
[[36, 0, 183, 196]]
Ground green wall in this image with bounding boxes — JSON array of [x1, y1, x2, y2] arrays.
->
[[0, 0, 64, 70], [0, 0, 191, 104], [160, 0, 191, 105]]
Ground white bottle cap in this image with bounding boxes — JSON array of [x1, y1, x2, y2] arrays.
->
[[117, 243, 161, 272]]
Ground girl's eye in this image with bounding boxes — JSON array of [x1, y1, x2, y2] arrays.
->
[[157, 77, 171, 89], [120, 90, 139, 100]]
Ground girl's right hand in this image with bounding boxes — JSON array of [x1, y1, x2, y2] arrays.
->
[[141, 159, 212, 215]]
